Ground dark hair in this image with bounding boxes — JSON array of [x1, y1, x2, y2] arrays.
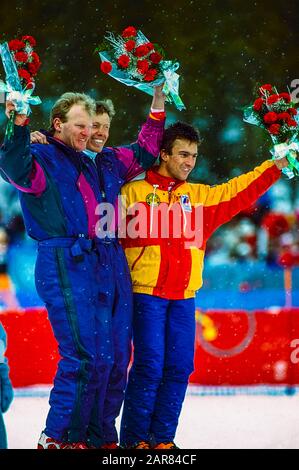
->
[[95, 99, 115, 119], [161, 121, 201, 154]]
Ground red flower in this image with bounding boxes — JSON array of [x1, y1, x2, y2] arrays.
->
[[267, 94, 280, 105], [28, 52, 41, 75], [264, 112, 278, 124], [279, 92, 291, 102], [124, 40, 136, 52], [22, 35, 36, 47], [288, 119, 297, 127], [14, 51, 28, 63], [143, 42, 154, 53], [31, 51, 40, 63], [134, 44, 149, 58], [8, 39, 25, 51], [144, 68, 158, 81], [122, 26, 137, 38], [288, 108, 297, 116], [117, 54, 130, 68], [100, 61, 112, 74], [18, 68, 31, 81], [268, 123, 281, 135], [137, 59, 150, 75], [18, 68, 34, 87], [28, 61, 41, 75], [277, 112, 291, 121], [149, 51, 162, 64], [253, 97, 264, 111], [259, 84, 273, 95]]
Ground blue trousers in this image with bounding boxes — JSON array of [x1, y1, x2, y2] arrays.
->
[[35, 237, 132, 445], [120, 294, 195, 446]]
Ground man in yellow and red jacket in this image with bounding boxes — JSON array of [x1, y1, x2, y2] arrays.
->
[[119, 121, 288, 449]]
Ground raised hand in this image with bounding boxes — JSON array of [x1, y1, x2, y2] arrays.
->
[[151, 84, 166, 110], [5, 100, 27, 126], [274, 156, 289, 170]]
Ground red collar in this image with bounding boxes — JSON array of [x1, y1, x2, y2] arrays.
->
[[146, 167, 184, 192]]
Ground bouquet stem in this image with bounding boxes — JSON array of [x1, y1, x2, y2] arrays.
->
[[5, 110, 16, 141]]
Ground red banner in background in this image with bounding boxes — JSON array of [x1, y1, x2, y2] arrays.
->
[[1, 307, 299, 388], [191, 308, 299, 385], [1, 308, 59, 387]]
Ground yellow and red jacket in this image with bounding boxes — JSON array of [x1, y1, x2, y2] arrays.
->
[[120, 160, 281, 300]]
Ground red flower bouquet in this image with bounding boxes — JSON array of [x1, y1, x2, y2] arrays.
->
[[8, 35, 41, 88], [244, 84, 299, 178], [0, 35, 41, 139], [96, 26, 185, 110]]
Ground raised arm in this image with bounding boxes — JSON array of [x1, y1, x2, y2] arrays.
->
[[108, 85, 166, 181], [194, 160, 283, 241], [0, 101, 46, 196]]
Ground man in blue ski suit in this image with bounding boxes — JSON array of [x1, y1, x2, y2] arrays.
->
[[0, 89, 165, 448]]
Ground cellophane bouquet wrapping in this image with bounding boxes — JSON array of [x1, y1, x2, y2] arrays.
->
[[97, 26, 185, 111], [243, 83, 299, 179]]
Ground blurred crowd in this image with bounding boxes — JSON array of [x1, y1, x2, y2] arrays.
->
[[0, 179, 24, 310], [206, 178, 299, 269]]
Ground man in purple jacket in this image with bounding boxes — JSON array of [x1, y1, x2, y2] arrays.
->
[[0, 87, 165, 449]]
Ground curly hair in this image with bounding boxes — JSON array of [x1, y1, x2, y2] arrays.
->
[[161, 121, 201, 154]]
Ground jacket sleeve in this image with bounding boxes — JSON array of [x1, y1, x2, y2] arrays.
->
[[195, 160, 281, 240], [108, 113, 165, 182], [0, 125, 47, 196], [0, 322, 13, 414]]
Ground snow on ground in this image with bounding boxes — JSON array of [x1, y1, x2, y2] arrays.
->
[[4, 390, 299, 449]]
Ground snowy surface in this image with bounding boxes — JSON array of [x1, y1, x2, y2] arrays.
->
[[4, 390, 299, 449]]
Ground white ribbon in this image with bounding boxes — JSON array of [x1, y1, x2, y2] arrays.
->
[[273, 142, 299, 160]]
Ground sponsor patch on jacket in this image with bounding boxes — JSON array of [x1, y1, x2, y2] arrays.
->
[[146, 193, 161, 206], [180, 194, 192, 212]]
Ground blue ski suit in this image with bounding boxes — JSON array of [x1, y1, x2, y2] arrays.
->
[[0, 113, 164, 445]]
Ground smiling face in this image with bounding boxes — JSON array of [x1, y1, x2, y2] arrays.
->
[[53, 103, 93, 152], [159, 138, 198, 180], [87, 112, 110, 153]]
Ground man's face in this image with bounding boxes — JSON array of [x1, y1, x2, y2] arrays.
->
[[160, 139, 198, 180], [87, 112, 110, 153], [53, 104, 93, 152]]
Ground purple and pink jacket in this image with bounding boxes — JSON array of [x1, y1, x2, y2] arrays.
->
[[0, 114, 165, 241]]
